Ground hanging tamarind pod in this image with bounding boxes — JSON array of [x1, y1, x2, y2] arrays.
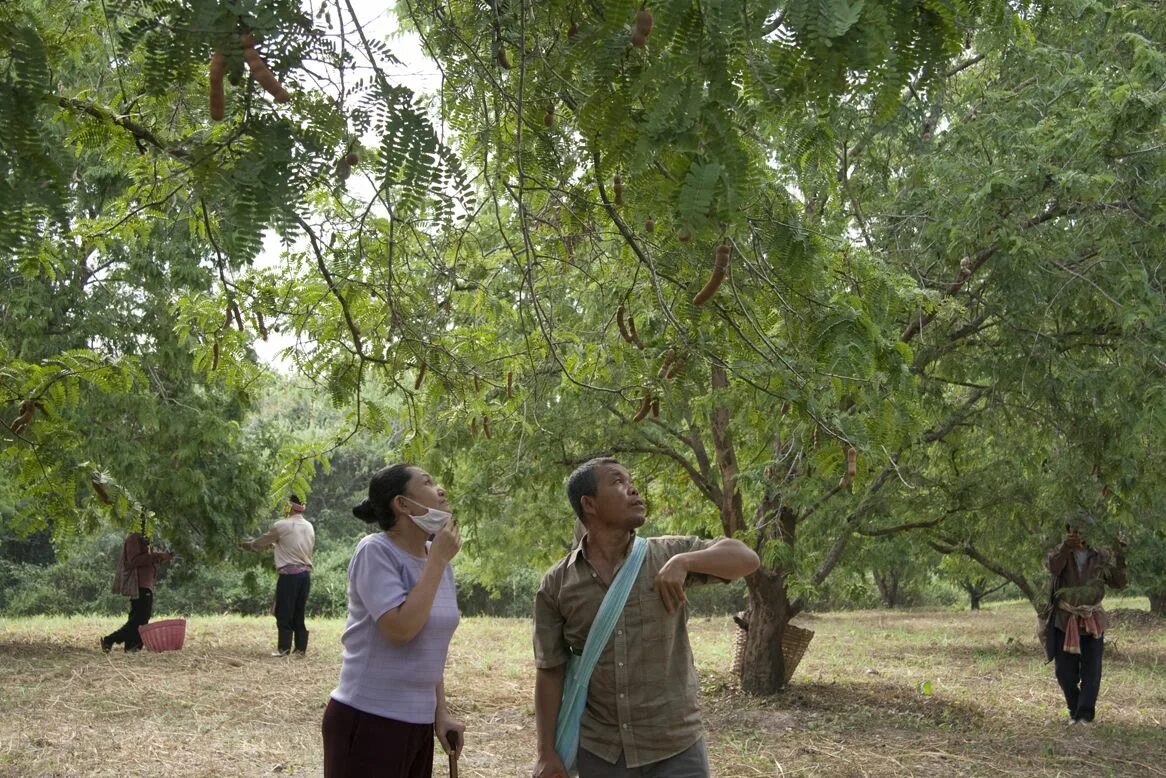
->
[[470, 417, 477, 438], [664, 353, 685, 380], [482, 415, 491, 438], [838, 446, 857, 487], [617, 304, 633, 344], [644, 217, 655, 233], [209, 50, 227, 120], [506, 370, 513, 399], [414, 361, 427, 390], [658, 349, 676, 378], [626, 311, 644, 349], [254, 309, 268, 340], [9, 400, 35, 434], [211, 341, 220, 370], [631, 8, 653, 47], [651, 398, 660, 418], [613, 174, 623, 206], [692, 243, 730, 306], [241, 34, 290, 103], [631, 392, 653, 423], [92, 479, 113, 505]]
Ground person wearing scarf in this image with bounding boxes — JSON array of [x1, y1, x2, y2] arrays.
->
[[241, 495, 316, 656], [1045, 523, 1127, 724]]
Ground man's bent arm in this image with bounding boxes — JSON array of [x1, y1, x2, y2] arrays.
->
[[678, 538, 760, 580]]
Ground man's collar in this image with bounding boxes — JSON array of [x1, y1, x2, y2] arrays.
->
[[569, 529, 636, 566]]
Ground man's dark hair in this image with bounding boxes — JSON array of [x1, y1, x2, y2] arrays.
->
[[566, 457, 621, 522]]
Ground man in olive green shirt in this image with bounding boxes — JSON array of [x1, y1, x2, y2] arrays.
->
[[532, 457, 760, 778]]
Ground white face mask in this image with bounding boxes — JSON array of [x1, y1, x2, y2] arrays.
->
[[403, 497, 452, 534]]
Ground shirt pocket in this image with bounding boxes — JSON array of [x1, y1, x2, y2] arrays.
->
[[632, 590, 678, 683]]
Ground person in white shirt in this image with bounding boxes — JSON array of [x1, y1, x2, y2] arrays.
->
[[241, 495, 316, 656]]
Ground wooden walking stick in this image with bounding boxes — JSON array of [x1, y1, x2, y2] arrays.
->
[[447, 730, 459, 778]]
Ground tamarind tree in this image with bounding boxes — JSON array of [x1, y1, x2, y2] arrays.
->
[[4, 0, 1164, 694]]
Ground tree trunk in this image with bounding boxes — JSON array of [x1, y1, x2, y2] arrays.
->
[[1150, 591, 1166, 617], [741, 568, 791, 694], [969, 592, 982, 610], [874, 569, 902, 608]]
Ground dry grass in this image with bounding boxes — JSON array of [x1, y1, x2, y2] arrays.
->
[[1, 598, 1163, 777]]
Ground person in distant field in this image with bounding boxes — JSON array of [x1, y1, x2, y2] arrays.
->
[[532, 457, 760, 778], [102, 527, 173, 653], [240, 495, 316, 656], [322, 464, 465, 777], [1045, 521, 1127, 724]]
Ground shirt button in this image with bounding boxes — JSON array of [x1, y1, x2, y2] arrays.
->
[[618, 661, 624, 667], [620, 693, 626, 698], [622, 723, 628, 729], [617, 629, 623, 636]]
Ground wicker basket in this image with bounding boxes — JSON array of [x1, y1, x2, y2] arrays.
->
[[730, 620, 814, 685], [138, 618, 186, 652]]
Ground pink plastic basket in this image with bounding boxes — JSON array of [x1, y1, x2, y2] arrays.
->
[[138, 618, 187, 652]]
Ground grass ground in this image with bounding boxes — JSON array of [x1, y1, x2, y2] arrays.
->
[[0, 598, 1163, 777]]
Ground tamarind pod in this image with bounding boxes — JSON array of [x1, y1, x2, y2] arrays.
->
[[780, 402, 791, 416], [209, 51, 227, 121], [223, 305, 234, 331], [631, 392, 653, 423], [506, 370, 513, 399], [242, 46, 291, 103], [473, 374, 480, 392], [616, 304, 634, 344], [651, 398, 660, 418], [627, 311, 644, 349], [211, 341, 220, 370], [839, 446, 857, 487], [92, 479, 113, 505], [9, 400, 35, 434], [644, 218, 655, 233], [664, 354, 685, 380], [482, 415, 491, 438], [470, 417, 477, 438], [564, 234, 574, 259], [345, 151, 359, 166], [497, 48, 511, 69], [613, 175, 623, 206], [692, 246, 730, 306], [631, 30, 647, 47], [567, 21, 579, 40], [414, 361, 427, 391], [255, 310, 268, 340], [1090, 463, 1101, 478], [635, 9, 654, 35], [543, 113, 554, 127], [232, 300, 245, 332], [658, 349, 676, 378]]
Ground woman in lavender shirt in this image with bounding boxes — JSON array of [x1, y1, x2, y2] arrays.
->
[[322, 464, 465, 777]]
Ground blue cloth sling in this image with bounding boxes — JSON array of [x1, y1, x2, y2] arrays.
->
[[554, 536, 647, 775]]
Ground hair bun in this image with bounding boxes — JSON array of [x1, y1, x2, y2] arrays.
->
[[352, 499, 377, 523]]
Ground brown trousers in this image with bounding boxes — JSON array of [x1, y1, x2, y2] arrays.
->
[[322, 697, 434, 777]]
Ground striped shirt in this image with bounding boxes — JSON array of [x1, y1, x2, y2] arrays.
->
[[533, 533, 723, 768], [330, 533, 460, 724]]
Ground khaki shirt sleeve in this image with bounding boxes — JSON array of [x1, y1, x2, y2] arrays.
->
[[248, 522, 282, 551], [532, 569, 569, 669], [651, 535, 727, 588]]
